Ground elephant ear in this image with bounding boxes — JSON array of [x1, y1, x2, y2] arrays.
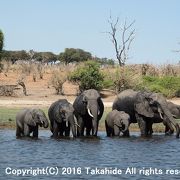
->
[[25, 110, 36, 126], [82, 96, 87, 104], [73, 94, 87, 115], [134, 93, 154, 118], [97, 97, 104, 119]]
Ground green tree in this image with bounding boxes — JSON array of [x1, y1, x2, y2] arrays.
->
[[33, 52, 58, 63], [0, 29, 4, 61], [59, 48, 92, 64], [69, 61, 104, 91], [1, 50, 30, 63]]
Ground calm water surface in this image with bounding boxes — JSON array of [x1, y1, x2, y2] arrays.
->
[[0, 130, 180, 180]]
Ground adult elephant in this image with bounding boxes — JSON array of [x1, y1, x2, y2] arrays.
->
[[48, 99, 78, 138], [112, 89, 180, 138], [16, 108, 49, 138], [167, 101, 180, 119], [105, 110, 130, 137], [73, 89, 104, 136]]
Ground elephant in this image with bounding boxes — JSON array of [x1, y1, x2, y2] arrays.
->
[[48, 99, 78, 138], [16, 108, 49, 138], [112, 89, 180, 138], [73, 89, 104, 136], [167, 101, 180, 119], [105, 110, 130, 137]]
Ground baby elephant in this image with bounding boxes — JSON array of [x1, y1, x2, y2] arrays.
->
[[16, 108, 49, 138], [105, 110, 130, 137]]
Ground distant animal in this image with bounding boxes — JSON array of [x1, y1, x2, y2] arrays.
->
[[105, 110, 130, 137], [16, 108, 49, 138], [73, 89, 104, 136], [48, 99, 78, 138]]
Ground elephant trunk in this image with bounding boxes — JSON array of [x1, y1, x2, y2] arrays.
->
[[40, 117, 49, 128], [43, 120, 49, 128], [92, 119, 98, 136], [162, 105, 180, 138], [122, 122, 129, 133], [88, 105, 98, 136], [71, 124, 77, 137], [69, 115, 77, 137]]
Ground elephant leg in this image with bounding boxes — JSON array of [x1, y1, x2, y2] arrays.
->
[[52, 122, 59, 138], [112, 129, 115, 136], [65, 126, 70, 136], [86, 128, 91, 136], [163, 121, 174, 135], [59, 123, 64, 136], [165, 125, 170, 134], [105, 121, 112, 137], [123, 130, 130, 137], [16, 126, 22, 137], [114, 125, 120, 136], [77, 117, 84, 136], [146, 121, 153, 136], [24, 124, 30, 136], [33, 126, 38, 138], [136, 115, 147, 136]]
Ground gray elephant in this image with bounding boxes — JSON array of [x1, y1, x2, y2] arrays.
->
[[16, 108, 49, 138], [112, 89, 180, 138], [48, 99, 78, 138], [73, 89, 104, 136], [105, 110, 130, 137], [167, 101, 180, 119]]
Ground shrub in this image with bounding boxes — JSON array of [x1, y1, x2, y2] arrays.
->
[[138, 76, 180, 98], [50, 71, 67, 95], [69, 61, 104, 91], [103, 66, 142, 93]]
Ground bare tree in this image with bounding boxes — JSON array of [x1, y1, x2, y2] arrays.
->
[[107, 16, 135, 66]]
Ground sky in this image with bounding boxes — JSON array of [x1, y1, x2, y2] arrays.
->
[[0, 0, 180, 64]]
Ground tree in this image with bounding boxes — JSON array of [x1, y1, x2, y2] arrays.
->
[[1, 50, 30, 63], [0, 29, 4, 61], [93, 57, 115, 66], [59, 48, 92, 64], [33, 51, 58, 63], [107, 16, 135, 66]]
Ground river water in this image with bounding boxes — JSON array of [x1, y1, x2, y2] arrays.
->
[[0, 130, 180, 180]]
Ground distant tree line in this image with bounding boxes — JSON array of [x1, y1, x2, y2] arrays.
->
[[1, 48, 114, 66]]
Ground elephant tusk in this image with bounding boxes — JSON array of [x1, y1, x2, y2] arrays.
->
[[88, 108, 94, 118], [159, 112, 163, 119], [66, 121, 68, 127], [75, 123, 80, 128], [98, 110, 100, 115]]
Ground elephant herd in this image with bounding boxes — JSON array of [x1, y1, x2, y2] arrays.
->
[[15, 89, 180, 139]]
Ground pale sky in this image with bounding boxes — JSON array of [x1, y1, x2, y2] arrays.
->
[[0, 0, 180, 64]]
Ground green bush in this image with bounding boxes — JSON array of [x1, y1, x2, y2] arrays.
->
[[69, 61, 104, 91], [137, 76, 180, 98]]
